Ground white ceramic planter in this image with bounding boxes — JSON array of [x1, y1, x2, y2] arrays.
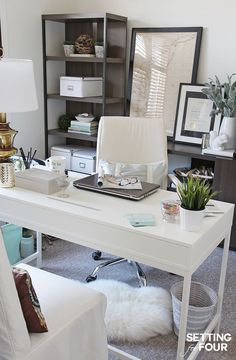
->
[[180, 207, 205, 232], [63, 44, 74, 57], [95, 45, 104, 58], [219, 116, 236, 150]]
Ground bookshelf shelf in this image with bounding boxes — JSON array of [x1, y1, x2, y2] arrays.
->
[[47, 94, 123, 104], [42, 12, 127, 156], [48, 128, 97, 142], [46, 56, 124, 64]]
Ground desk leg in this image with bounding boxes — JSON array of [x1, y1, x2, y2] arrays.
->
[[176, 273, 192, 360], [214, 232, 230, 333], [36, 232, 42, 268]]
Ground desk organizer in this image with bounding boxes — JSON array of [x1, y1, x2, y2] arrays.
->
[[15, 168, 63, 194], [71, 147, 96, 174], [60, 76, 102, 97]]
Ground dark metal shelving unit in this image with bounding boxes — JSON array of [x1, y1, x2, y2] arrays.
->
[[42, 12, 127, 156]]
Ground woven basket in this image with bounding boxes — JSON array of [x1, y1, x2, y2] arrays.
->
[[75, 34, 94, 54], [171, 281, 217, 337], [0, 162, 15, 187]]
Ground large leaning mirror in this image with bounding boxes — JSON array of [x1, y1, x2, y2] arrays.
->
[[127, 27, 202, 137]]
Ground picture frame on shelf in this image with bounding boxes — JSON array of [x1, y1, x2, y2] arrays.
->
[[173, 83, 221, 146], [127, 27, 203, 138]]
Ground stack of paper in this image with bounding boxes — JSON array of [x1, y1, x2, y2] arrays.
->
[[202, 148, 235, 158]]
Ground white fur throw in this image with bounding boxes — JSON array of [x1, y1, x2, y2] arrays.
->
[[87, 279, 173, 342]]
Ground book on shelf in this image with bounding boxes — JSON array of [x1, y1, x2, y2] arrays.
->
[[70, 120, 98, 129], [68, 128, 97, 135]]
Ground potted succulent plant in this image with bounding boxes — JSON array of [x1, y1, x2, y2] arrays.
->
[[177, 176, 218, 231], [202, 74, 236, 150], [94, 41, 104, 58], [63, 41, 75, 56]]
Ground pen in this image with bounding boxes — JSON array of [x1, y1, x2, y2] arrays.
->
[[30, 149, 37, 165], [97, 167, 104, 187], [19, 147, 28, 169]]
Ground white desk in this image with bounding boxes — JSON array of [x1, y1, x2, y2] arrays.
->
[[0, 184, 234, 360]]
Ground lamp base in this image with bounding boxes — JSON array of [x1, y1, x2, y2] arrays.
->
[[0, 161, 15, 188], [0, 112, 18, 159]]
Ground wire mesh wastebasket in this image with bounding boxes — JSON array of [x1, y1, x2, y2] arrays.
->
[[170, 281, 217, 337]]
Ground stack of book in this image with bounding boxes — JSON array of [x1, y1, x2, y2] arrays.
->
[[68, 120, 99, 135]]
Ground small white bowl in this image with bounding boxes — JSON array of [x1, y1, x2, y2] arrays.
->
[[75, 113, 95, 123]]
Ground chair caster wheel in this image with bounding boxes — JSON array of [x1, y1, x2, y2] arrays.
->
[[92, 251, 102, 260], [86, 275, 97, 283]]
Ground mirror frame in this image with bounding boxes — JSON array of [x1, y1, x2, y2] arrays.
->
[[127, 27, 203, 138]]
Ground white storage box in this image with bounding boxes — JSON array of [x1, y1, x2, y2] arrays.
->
[[71, 147, 96, 174], [51, 145, 83, 170], [15, 168, 63, 194], [60, 77, 103, 97]]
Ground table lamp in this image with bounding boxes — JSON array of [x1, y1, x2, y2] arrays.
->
[[0, 52, 38, 187]]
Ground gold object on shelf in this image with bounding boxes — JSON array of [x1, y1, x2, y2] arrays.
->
[[0, 112, 18, 160]]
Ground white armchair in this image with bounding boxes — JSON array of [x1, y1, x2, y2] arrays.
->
[[0, 230, 108, 360]]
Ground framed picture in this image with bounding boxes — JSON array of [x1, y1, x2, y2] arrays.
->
[[127, 27, 203, 137], [174, 83, 221, 145]]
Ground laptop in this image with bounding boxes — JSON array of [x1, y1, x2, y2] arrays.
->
[[73, 174, 160, 201]]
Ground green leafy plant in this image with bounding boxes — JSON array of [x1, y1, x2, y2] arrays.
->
[[94, 41, 103, 46], [58, 114, 71, 130], [63, 40, 75, 45], [177, 176, 218, 211], [202, 74, 236, 117]]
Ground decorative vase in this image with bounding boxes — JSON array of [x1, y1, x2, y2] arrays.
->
[[20, 235, 34, 258], [179, 207, 205, 232], [219, 116, 236, 150]]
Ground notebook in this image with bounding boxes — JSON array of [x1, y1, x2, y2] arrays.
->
[[73, 174, 160, 201]]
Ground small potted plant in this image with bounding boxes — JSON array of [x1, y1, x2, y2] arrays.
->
[[94, 41, 104, 58], [63, 41, 75, 56], [177, 176, 218, 231], [202, 74, 236, 150], [58, 114, 71, 130]]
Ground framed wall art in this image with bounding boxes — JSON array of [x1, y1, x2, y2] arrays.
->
[[173, 83, 221, 145], [127, 27, 202, 137]]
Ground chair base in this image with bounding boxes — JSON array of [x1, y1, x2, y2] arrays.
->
[[86, 255, 147, 287]]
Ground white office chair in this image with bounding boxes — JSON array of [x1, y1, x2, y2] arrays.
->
[[86, 116, 168, 287], [0, 230, 108, 360]]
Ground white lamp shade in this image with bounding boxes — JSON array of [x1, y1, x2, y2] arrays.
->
[[0, 58, 38, 112]]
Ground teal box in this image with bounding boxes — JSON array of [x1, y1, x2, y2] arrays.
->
[[1, 224, 22, 264]]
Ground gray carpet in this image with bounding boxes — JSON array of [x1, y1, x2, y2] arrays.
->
[[41, 238, 236, 360]]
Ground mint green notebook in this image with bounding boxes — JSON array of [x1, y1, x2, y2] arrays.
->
[[124, 213, 156, 227]]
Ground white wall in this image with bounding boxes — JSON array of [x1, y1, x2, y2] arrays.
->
[[1, 0, 236, 158], [0, 0, 76, 158]]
